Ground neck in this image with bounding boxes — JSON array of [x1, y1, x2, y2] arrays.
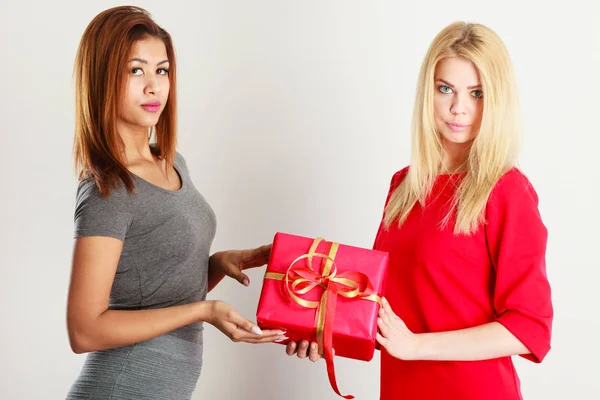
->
[[441, 140, 472, 173], [118, 122, 154, 164]]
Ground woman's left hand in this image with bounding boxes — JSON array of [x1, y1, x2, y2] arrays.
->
[[211, 244, 272, 287], [376, 297, 421, 361]]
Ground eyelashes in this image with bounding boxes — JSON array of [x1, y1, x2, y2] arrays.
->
[[130, 67, 169, 76], [437, 84, 483, 98]]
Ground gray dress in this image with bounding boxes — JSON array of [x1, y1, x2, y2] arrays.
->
[[67, 152, 216, 400]]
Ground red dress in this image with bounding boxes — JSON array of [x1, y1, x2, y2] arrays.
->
[[373, 168, 553, 400]]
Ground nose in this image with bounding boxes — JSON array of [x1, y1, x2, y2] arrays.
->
[[144, 74, 161, 96], [450, 95, 467, 115]]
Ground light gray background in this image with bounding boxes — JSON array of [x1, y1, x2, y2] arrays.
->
[[1, 0, 598, 399]]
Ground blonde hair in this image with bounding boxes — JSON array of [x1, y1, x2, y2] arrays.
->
[[384, 22, 521, 235]]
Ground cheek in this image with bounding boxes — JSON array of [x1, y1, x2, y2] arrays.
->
[[433, 94, 448, 119], [161, 79, 170, 99], [124, 80, 141, 107], [472, 100, 483, 125]]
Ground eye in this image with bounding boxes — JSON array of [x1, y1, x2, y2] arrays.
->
[[471, 90, 483, 98], [438, 85, 453, 94], [157, 68, 169, 75], [131, 67, 143, 76]]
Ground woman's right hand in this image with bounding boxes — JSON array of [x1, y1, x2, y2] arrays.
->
[[206, 300, 286, 344]]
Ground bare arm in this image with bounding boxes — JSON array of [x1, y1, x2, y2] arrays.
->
[[66, 237, 282, 354], [411, 322, 528, 361], [376, 298, 529, 361], [287, 298, 529, 363], [207, 253, 227, 292]]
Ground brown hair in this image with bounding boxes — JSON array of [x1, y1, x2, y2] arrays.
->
[[73, 6, 177, 196]]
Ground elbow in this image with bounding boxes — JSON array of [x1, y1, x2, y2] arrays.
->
[[67, 315, 99, 354], [68, 328, 93, 354]]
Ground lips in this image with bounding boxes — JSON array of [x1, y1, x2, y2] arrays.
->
[[141, 101, 161, 112], [446, 122, 469, 132]]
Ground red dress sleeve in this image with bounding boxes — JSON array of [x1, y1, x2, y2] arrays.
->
[[485, 169, 553, 363]]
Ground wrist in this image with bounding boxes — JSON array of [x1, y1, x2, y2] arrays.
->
[[209, 252, 224, 268], [414, 332, 436, 361], [196, 300, 217, 324]]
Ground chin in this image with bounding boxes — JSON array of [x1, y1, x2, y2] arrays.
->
[[135, 117, 161, 128], [441, 131, 475, 145]]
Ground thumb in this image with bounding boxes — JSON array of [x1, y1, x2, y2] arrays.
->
[[236, 272, 250, 287], [226, 265, 250, 286]]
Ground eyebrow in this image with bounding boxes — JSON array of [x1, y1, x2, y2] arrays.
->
[[436, 78, 481, 90], [128, 58, 169, 66]]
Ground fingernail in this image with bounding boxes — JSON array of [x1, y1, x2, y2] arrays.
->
[[243, 279, 250, 286], [278, 331, 287, 335], [310, 343, 317, 350], [383, 297, 388, 304], [251, 326, 263, 335], [301, 342, 308, 348], [274, 336, 289, 342]]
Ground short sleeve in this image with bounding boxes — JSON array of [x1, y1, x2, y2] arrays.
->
[[74, 179, 134, 241], [373, 167, 409, 250], [486, 169, 553, 363]]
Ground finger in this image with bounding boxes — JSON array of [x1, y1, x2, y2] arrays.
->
[[308, 342, 321, 362], [230, 313, 263, 336], [243, 244, 272, 268], [286, 341, 298, 356], [231, 329, 285, 343], [377, 317, 390, 338], [381, 297, 397, 318], [259, 244, 272, 260], [246, 334, 288, 344], [381, 298, 408, 331], [376, 332, 389, 349], [233, 329, 286, 343], [261, 329, 286, 336], [379, 306, 392, 326], [297, 341, 309, 359]]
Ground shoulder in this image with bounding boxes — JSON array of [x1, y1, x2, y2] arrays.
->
[[485, 168, 544, 225], [173, 150, 191, 174], [175, 151, 187, 167], [75, 177, 131, 211], [389, 166, 410, 190], [489, 167, 539, 205], [74, 177, 134, 239]]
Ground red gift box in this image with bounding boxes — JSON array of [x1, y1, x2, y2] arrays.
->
[[256, 232, 389, 399]]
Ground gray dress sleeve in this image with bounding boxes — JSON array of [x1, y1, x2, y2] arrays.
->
[[74, 179, 134, 241]]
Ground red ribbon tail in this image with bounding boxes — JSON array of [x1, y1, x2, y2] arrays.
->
[[323, 286, 354, 399]]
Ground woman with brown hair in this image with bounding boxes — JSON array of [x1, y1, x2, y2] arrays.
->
[[66, 6, 285, 399]]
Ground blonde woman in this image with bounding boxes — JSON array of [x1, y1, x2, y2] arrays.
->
[[287, 22, 553, 399]]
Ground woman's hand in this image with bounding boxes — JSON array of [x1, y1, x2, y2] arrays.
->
[[376, 297, 421, 360], [206, 300, 286, 344], [285, 340, 332, 362], [210, 244, 272, 287]]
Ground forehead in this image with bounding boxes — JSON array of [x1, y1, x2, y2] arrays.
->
[[435, 57, 480, 86], [129, 37, 168, 61]]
